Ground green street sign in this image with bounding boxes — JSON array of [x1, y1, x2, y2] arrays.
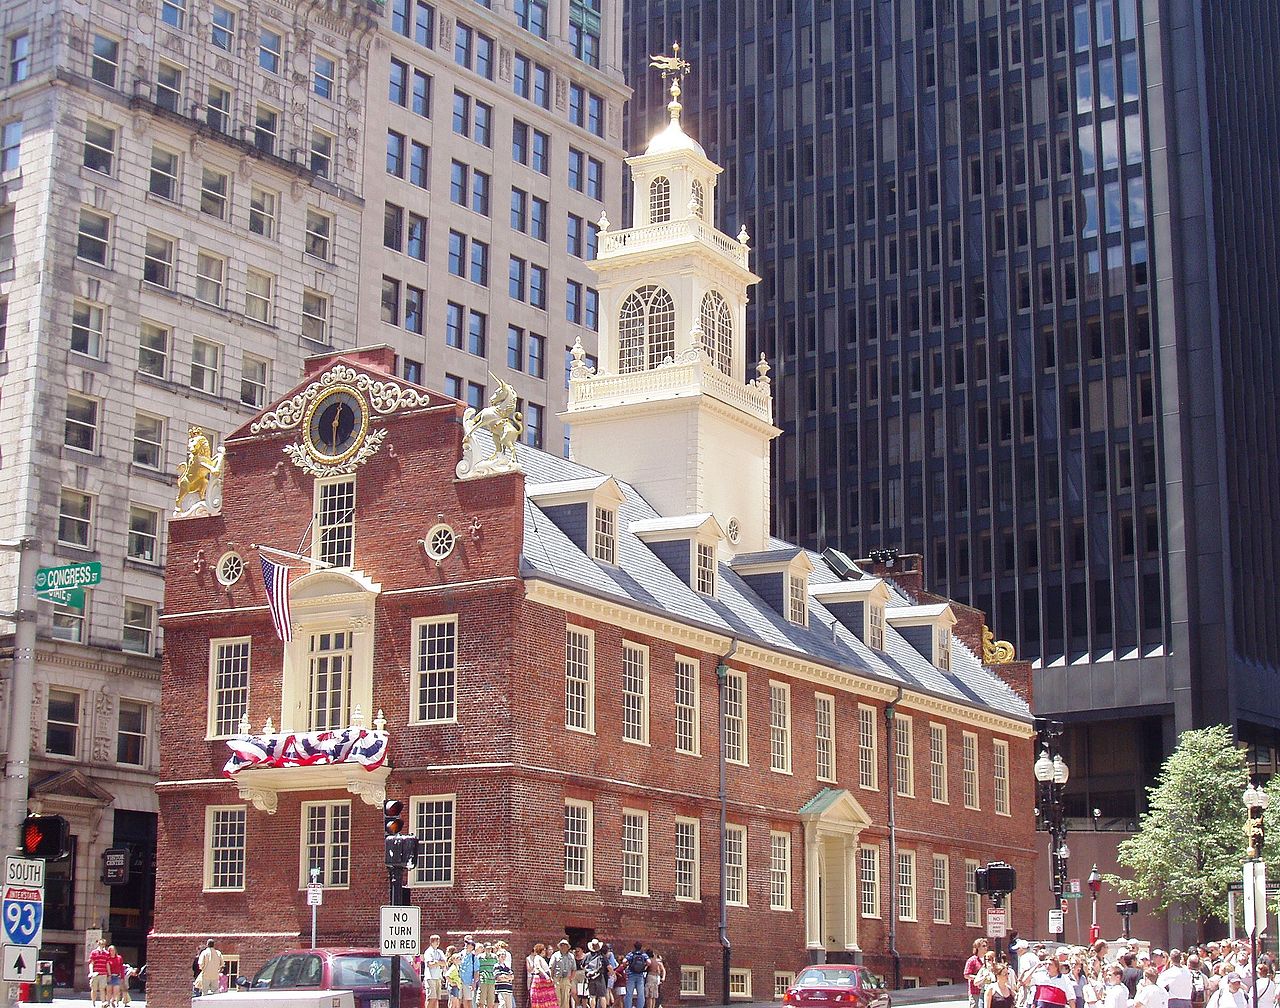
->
[[40, 588, 85, 609], [34, 562, 101, 595], [1062, 892, 1083, 900]]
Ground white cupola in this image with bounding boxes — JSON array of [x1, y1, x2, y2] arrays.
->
[[564, 50, 780, 553]]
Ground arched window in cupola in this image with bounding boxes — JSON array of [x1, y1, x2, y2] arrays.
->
[[649, 176, 672, 223], [700, 290, 733, 375], [691, 179, 705, 219], [619, 286, 677, 373]]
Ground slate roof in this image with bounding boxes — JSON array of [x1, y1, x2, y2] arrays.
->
[[510, 436, 1031, 721]]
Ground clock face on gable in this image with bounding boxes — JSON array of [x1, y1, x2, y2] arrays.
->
[[303, 386, 368, 464]]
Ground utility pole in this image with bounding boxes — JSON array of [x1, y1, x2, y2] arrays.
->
[[0, 536, 40, 1008]]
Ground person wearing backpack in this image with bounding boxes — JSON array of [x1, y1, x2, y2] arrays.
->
[[623, 943, 649, 1008], [583, 940, 608, 1008]]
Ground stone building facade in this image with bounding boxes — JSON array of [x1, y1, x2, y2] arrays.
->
[[0, 0, 624, 983]]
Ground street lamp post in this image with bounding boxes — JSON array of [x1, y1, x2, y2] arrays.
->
[[1087, 865, 1101, 944], [1034, 723, 1070, 944], [1243, 783, 1269, 1008]]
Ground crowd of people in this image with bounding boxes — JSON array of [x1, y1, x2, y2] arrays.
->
[[965, 937, 1280, 1008], [414, 935, 667, 1008]]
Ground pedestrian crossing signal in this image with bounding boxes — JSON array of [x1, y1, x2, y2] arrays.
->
[[20, 815, 69, 860]]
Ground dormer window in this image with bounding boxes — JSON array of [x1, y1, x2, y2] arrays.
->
[[935, 625, 951, 672], [695, 541, 716, 596], [649, 176, 671, 223], [691, 179, 705, 218], [787, 573, 808, 627], [315, 477, 355, 568], [884, 603, 957, 670], [593, 505, 616, 564], [868, 601, 885, 650]]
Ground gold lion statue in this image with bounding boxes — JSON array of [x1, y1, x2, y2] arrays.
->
[[176, 425, 226, 513]]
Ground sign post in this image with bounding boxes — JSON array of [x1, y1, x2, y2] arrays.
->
[[3, 857, 45, 984], [307, 868, 323, 949]]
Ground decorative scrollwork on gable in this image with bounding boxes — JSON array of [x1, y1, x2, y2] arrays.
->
[[251, 365, 433, 433]]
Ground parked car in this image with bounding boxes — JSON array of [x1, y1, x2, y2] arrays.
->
[[782, 965, 891, 1008], [245, 948, 425, 1008]]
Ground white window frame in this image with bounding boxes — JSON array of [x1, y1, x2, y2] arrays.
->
[[563, 799, 593, 890], [116, 699, 148, 766], [592, 505, 615, 563], [868, 601, 885, 650], [143, 231, 175, 289], [240, 352, 269, 407], [299, 800, 352, 889], [935, 624, 952, 671], [680, 967, 705, 997], [674, 655, 700, 756], [310, 128, 334, 178], [894, 713, 915, 797], [305, 208, 333, 261], [932, 853, 950, 923], [204, 805, 247, 892], [769, 681, 792, 773], [774, 973, 795, 1001], [728, 969, 752, 1000], [410, 794, 456, 887], [126, 504, 161, 564], [195, 249, 226, 306], [313, 476, 356, 568], [963, 732, 980, 810], [964, 858, 981, 927], [694, 540, 716, 596], [929, 722, 948, 804], [724, 823, 746, 906], [302, 289, 329, 344], [411, 615, 458, 724], [148, 146, 180, 200], [82, 119, 117, 175], [208, 637, 251, 739], [897, 850, 917, 921], [815, 693, 835, 782], [564, 625, 595, 733], [769, 830, 792, 910], [674, 816, 700, 901], [250, 186, 278, 238], [72, 299, 106, 359], [858, 704, 878, 790], [621, 642, 649, 745], [200, 166, 229, 219], [132, 411, 164, 469], [190, 336, 222, 394], [122, 598, 156, 654], [787, 573, 808, 626], [77, 208, 111, 265], [994, 739, 1011, 816], [64, 393, 99, 453], [45, 688, 82, 759], [859, 843, 880, 918], [57, 488, 93, 549], [621, 809, 649, 896], [723, 669, 747, 765]]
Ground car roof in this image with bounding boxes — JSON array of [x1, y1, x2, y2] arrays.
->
[[271, 949, 385, 957]]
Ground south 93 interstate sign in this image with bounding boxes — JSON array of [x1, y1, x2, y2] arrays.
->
[[3, 857, 44, 982]]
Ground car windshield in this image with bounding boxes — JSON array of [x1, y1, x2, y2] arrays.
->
[[797, 969, 858, 986], [332, 956, 420, 987]]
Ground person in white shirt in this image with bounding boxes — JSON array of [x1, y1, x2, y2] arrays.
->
[[1253, 963, 1278, 1008], [1106, 965, 1133, 1008], [423, 935, 448, 1008], [1162, 950, 1194, 1008], [1137, 968, 1171, 1008], [1211, 976, 1248, 1008]]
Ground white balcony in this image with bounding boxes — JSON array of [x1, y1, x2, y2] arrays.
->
[[597, 217, 751, 270], [568, 353, 774, 426]]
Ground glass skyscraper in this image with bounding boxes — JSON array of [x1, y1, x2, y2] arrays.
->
[[623, 0, 1280, 830]]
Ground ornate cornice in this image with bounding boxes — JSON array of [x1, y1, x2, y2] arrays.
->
[[248, 365, 433, 434]]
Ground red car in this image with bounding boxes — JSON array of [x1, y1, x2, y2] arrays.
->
[[782, 965, 891, 1008], [247, 948, 425, 1008]]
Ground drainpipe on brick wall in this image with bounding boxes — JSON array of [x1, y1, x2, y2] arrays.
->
[[885, 686, 904, 990], [716, 639, 739, 1007]]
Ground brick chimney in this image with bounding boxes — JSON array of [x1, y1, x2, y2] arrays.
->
[[303, 343, 399, 377]]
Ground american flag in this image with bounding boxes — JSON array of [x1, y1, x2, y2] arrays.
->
[[259, 555, 293, 642]]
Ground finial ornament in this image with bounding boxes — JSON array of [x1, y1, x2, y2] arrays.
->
[[737, 224, 751, 246], [650, 42, 692, 122], [755, 354, 772, 389], [569, 336, 596, 379], [982, 625, 1016, 664], [597, 210, 611, 234]]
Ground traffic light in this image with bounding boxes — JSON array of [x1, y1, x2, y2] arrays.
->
[[20, 815, 69, 860], [384, 799, 406, 836]]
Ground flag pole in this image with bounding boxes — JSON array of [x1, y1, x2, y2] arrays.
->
[[250, 543, 334, 569]]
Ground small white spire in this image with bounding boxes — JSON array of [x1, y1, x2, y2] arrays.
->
[[756, 354, 772, 389], [597, 210, 610, 234], [264, 716, 275, 734], [569, 336, 594, 379], [351, 704, 365, 728], [374, 709, 387, 733], [737, 224, 751, 246], [239, 713, 251, 735]]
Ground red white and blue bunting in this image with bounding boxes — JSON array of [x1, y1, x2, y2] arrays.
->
[[224, 727, 389, 775]]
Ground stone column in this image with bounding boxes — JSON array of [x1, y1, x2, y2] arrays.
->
[[804, 823, 822, 952], [844, 837, 862, 953]]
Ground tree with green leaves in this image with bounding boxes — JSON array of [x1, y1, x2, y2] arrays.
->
[[1107, 724, 1250, 938]]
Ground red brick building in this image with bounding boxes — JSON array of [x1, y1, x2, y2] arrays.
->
[[152, 101, 1038, 1008]]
